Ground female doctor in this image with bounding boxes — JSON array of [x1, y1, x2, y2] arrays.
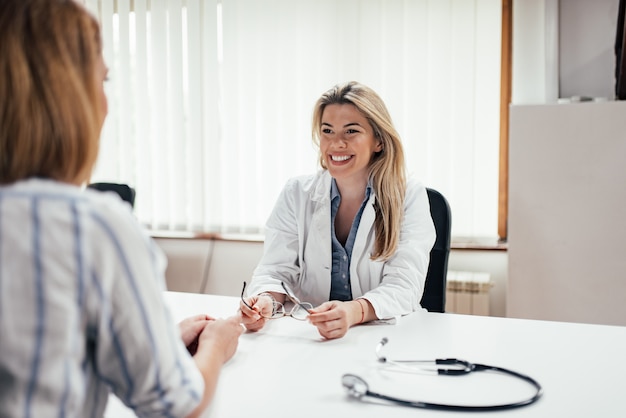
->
[[241, 81, 435, 340]]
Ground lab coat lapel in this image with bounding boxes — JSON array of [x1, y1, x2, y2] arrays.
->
[[308, 172, 332, 296]]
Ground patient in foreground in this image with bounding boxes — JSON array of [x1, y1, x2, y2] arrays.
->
[[0, 1, 241, 417]]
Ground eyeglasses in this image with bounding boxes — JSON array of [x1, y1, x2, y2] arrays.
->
[[241, 281, 313, 320]]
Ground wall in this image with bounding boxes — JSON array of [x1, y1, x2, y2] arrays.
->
[[155, 237, 508, 318], [156, 238, 263, 296], [513, 0, 620, 103], [559, 0, 621, 99], [512, 0, 560, 103]]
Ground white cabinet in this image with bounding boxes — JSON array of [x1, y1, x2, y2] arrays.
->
[[507, 102, 626, 326]]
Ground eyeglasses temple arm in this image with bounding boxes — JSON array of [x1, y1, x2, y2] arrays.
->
[[281, 282, 313, 314], [240, 281, 255, 311], [284, 293, 313, 314]]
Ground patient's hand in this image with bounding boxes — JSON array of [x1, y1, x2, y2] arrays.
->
[[179, 314, 214, 355]]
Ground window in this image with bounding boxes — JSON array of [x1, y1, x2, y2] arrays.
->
[[84, 0, 502, 239]]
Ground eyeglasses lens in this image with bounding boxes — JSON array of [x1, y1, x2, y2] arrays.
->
[[269, 302, 285, 319], [291, 303, 314, 320]]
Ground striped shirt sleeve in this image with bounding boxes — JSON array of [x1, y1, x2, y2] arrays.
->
[[82, 190, 205, 418]]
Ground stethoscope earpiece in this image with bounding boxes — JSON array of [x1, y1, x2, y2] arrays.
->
[[375, 337, 389, 363]]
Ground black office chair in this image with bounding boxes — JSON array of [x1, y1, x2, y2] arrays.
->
[[87, 182, 136, 208], [419, 188, 452, 313]]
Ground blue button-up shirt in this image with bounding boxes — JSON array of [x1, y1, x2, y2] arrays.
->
[[329, 178, 372, 301]]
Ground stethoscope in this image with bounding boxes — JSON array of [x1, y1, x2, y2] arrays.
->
[[342, 337, 543, 411]]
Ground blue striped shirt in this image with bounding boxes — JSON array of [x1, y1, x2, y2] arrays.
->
[[0, 178, 203, 418]]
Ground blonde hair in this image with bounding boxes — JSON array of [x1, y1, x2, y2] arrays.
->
[[0, 0, 103, 185], [312, 81, 406, 261]]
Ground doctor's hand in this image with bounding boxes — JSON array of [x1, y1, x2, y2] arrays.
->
[[239, 293, 275, 332], [307, 300, 365, 340]]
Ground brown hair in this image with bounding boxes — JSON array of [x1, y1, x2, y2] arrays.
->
[[0, 0, 103, 185], [312, 81, 407, 261]]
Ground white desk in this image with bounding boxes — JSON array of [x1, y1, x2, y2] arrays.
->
[[106, 291, 626, 417]]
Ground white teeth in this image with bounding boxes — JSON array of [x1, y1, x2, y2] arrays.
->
[[331, 155, 351, 161]]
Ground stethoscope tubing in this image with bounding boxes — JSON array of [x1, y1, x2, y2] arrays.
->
[[353, 366, 542, 412], [365, 387, 540, 412]]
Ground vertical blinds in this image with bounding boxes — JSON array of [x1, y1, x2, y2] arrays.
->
[[83, 0, 501, 239]]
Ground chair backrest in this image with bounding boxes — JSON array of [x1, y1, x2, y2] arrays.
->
[[87, 182, 136, 208], [420, 188, 452, 313]]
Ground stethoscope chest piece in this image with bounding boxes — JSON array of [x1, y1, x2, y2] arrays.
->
[[342, 374, 369, 399]]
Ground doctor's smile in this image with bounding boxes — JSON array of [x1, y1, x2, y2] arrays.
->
[[330, 154, 353, 163]]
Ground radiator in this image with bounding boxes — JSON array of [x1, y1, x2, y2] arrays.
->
[[445, 271, 493, 316]]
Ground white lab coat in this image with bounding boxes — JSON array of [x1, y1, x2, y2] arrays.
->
[[248, 170, 436, 319]]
